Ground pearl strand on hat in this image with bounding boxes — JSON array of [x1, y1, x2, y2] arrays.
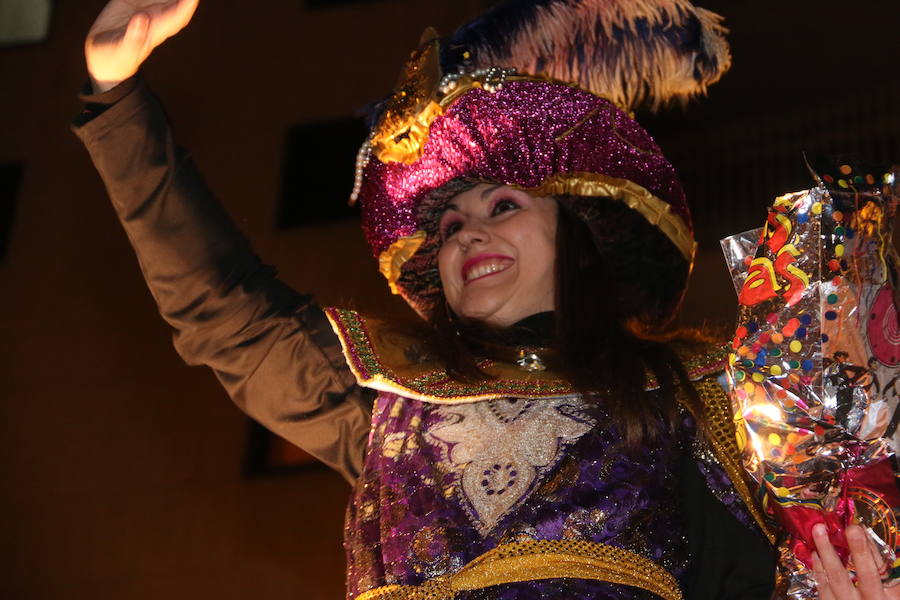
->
[[349, 134, 373, 205]]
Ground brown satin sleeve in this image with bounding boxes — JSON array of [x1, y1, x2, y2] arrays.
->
[[72, 76, 373, 484]]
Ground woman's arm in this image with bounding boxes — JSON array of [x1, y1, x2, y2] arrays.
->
[[73, 2, 373, 483]]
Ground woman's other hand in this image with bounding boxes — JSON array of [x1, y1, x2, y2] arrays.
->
[[813, 523, 900, 599], [85, 0, 199, 93]]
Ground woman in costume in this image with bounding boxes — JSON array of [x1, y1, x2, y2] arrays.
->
[[76, 0, 895, 598]]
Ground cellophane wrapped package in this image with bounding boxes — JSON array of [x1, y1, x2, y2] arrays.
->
[[723, 162, 900, 598]]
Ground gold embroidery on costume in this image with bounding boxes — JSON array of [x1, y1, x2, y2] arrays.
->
[[356, 539, 682, 600], [324, 308, 729, 404], [683, 376, 776, 543]]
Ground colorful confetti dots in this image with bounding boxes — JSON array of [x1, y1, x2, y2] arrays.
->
[[788, 360, 801, 369], [800, 314, 813, 326], [766, 313, 778, 324], [838, 179, 848, 189], [789, 340, 802, 353], [801, 360, 814, 371], [839, 164, 852, 175], [827, 293, 839, 304], [828, 259, 841, 271], [743, 382, 755, 394], [834, 226, 845, 236], [771, 348, 782, 357], [833, 210, 844, 222], [768, 433, 782, 445], [795, 327, 807, 340], [735, 370, 745, 381], [736, 325, 748, 339], [783, 318, 801, 336], [821, 334, 829, 343], [770, 365, 783, 376], [825, 311, 838, 320], [835, 244, 845, 257], [747, 322, 759, 334], [812, 202, 823, 214], [752, 372, 765, 383], [771, 332, 784, 344]]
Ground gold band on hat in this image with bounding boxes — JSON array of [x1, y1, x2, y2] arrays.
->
[[524, 172, 696, 262]]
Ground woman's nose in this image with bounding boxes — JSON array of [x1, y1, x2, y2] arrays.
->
[[456, 221, 489, 248]]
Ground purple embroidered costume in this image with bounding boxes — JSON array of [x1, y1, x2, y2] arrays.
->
[[321, 308, 769, 599], [347, 392, 719, 599]]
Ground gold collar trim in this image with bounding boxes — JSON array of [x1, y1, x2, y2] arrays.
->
[[356, 539, 682, 600], [324, 308, 728, 405]]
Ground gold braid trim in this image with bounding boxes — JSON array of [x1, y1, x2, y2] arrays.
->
[[685, 377, 776, 544], [356, 539, 682, 600]]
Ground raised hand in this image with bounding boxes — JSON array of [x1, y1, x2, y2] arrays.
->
[[813, 523, 900, 599], [85, 0, 199, 92]]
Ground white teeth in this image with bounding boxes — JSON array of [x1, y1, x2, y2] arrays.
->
[[465, 261, 509, 282]]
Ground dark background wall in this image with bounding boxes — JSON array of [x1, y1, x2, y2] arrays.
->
[[1, 1, 897, 598]]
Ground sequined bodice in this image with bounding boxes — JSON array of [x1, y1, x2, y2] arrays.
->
[[344, 392, 694, 599]]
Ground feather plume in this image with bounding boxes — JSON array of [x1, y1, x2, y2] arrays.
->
[[446, 0, 731, 112]]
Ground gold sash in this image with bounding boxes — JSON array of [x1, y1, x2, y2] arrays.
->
[[356, 539, 682, 600]]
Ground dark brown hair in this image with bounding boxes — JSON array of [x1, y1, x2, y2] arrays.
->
[[420, 194, 708, 447]]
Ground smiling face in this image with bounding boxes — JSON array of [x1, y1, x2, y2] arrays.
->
[[437, 184, 557, 327]]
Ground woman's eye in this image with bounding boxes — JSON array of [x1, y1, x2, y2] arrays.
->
[[491, 198, 520, 216], [442, 221, 462, 239]]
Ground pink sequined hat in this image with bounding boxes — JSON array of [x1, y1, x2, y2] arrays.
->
[[352, 1, 731, 319]]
